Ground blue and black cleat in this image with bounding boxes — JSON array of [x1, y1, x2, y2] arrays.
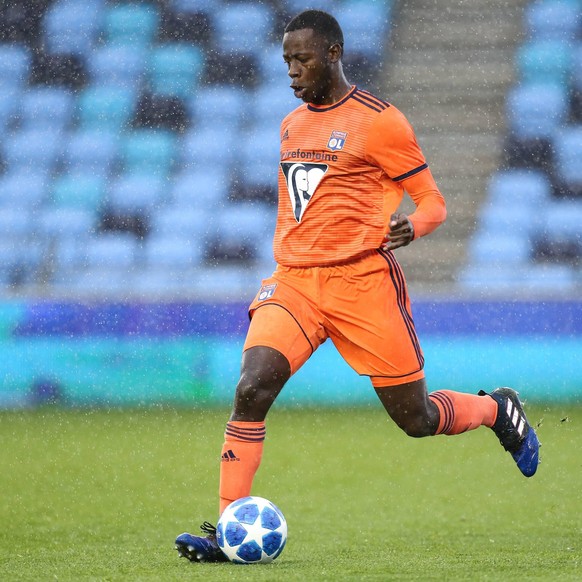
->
[[175, 522, 228, 563], [480, 387, 540, 477]]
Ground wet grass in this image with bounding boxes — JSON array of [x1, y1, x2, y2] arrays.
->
[[1, 403, 580, 581]]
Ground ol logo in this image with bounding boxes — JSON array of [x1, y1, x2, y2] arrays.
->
[[258, 284, 277, 302], [327, 130, 348, 151]]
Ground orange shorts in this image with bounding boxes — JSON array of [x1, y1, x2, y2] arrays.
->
[[244, 249, 425, 388]]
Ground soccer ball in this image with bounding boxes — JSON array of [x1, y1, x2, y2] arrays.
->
[[216, 496, 287, 564]]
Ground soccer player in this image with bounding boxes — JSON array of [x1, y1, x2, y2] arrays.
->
[[175, 9, 540, 563]]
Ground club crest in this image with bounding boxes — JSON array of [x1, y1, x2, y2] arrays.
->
[[327, 130, 347, 151]]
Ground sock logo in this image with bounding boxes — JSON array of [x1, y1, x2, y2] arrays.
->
[[221, 449, 240, 462]]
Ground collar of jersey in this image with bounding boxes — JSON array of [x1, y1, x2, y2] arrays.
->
[[307, 85, 357, 112]]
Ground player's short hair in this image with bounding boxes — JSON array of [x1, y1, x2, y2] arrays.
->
[[284, 10, 344, 50]]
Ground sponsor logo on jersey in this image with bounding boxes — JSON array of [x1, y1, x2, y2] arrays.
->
[[280, 162, 328, 222], [257, 283, 277, 302], [327, 130, 348, 151]]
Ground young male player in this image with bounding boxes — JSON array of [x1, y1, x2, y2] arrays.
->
[[175, 9, 540, 563]]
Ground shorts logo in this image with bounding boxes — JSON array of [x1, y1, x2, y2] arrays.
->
[[258, 283, 277, 301], [327, 130, 348, 151]]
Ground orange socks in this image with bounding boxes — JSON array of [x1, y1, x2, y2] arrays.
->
[[429, 390, 497, 435], [219, 421, 266, 514]]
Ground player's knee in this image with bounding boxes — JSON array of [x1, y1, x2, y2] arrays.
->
[[393, 414, 435, 438]]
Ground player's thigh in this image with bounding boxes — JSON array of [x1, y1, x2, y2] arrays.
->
[[244, 283, 326, 375], [327, 251, 424, 385]]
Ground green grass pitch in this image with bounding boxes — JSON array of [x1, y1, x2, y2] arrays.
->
[[1, 404, 581, 581]]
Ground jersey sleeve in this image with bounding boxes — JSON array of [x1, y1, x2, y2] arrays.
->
[[365, 105, 428, 180], [365, 105, 446, 238]]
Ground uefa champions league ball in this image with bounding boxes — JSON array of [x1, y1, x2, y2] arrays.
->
[[216, 496, 287, 564]]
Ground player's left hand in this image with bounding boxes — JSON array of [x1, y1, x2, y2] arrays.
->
[[382, 213, 415, 251]]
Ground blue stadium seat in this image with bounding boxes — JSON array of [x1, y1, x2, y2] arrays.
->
[[170, 169, 230, 207], [76, 86, 136, 131], [524, 0, 582, 41], [213, 3, 275, 55], [553, 125, 582, 195], [0, 171, 48, 210], [187, 85, 245, 129], [249, 85, 298, 125], [336, 0, 392, 57], [171, 0, 219, 12], [144, 234, 205, 269], [151, 206, 212, 238], [506, 82, 568, 140], [37, 207, 97, 239], [120, 130, 177, 177], [573, 43, 582, 91], [64, 130, 119, 177], [2, 128, 65, 173], [0, 43, 31, 90], [0, 88, 21, 131], [180, 126, 238, 169], [83, 233, 138, 269], [486, 169, 553, 208], [148, 44, 204, 98], [515, 40, 572, 86], [0, 208, 34, 238], [19, 87, 74, 131], [51, 173, 106, 211], [43, 0, 104, 56], [467, 232, 533, 266], [258, 45, 291, 86], [103, 3, 160, 47], [88, 45, 147, 91], [107, 174, 166, 213]]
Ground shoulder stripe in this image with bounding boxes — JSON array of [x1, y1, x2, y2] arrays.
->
[[354, 89, 390, 109], [392, 163, 428, 182], [351, 93, 385, 113]]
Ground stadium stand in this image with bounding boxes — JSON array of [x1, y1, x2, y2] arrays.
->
[[459, 0, 582, 293], [0, 0, 395, 298]]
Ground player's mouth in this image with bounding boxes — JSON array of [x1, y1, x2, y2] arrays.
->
[[290, 85, 306, 99]]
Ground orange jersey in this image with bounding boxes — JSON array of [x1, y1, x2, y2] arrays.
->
[[274, 86, 446, 267]]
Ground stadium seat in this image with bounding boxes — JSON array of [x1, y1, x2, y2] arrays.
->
[[171, 0, 219, 12], [88, 45, 147, 91], [506, 83, 568, 140], [213, 3, 275, 55], [336, 0, 391, 58], [37, 207, 97, 239], [83, 232, 138, 269], [486, 169, 553, 208], [144, 234, 205, 269], [19, 86, 74, 130], [169, 169, 230, 208], [0, 171, 49, 210], [103, 3, 160, 48], [249, 85, 299, 125], [515, 40, 572, 86], [524, 0, 582, 41], [467, 232, 533, 266], [147, 44, 204, 99], [64, 130, 119, 177], [0, 43, 31, 90], [187, 85, 245, 129], [151, 206, 213, 238], [0, 89, 21, 131], [180, 126, 238, 169], [552, 125, 582, 197], [42, 0, 104, 56], [106, 174, 166, 214], [50, 173, 106, 211], [120, 129, 177, 177], [0, 208, 34, 238], [2, 128, 65, 173], [76, 86, 136, 131]]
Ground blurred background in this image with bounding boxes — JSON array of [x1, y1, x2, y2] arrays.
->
[[0, 0, 580, 407]]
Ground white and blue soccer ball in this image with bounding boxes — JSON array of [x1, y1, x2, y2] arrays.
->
[[216, 496, 287, 564]]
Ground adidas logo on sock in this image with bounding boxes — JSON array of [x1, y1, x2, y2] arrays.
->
[[221, 449, 240, 462]]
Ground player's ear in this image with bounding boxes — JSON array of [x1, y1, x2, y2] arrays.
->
[[327, 42, 343, 63]]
